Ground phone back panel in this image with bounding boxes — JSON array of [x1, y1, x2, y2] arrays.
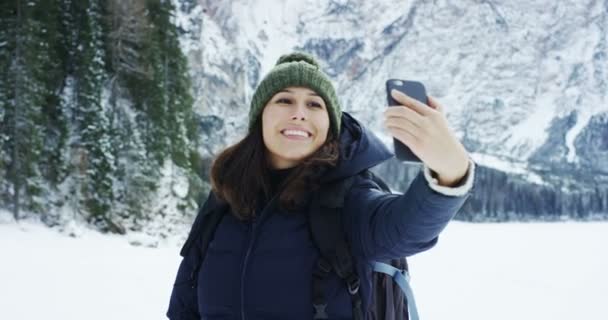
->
[[385, 79, 428, 162]]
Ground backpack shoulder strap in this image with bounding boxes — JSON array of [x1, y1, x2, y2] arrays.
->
[[371, 261, 419, 320], [309, 174, 363, 320], [309, 170, 399, 320], [180, 192, 221, 256], [309, 174, 357, 267], [360, 171, 419, 320], [179, 192, 228, 286]]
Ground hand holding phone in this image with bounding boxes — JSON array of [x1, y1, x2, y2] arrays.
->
[[385, 79, 430, 162]]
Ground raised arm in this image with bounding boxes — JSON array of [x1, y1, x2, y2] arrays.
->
[[344, 159, 475, 261]]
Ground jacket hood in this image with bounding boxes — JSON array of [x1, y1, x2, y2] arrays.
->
[[321, 112, 394, 183]]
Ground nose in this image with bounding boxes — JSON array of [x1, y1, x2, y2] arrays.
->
[[290, 103, 307, 121]]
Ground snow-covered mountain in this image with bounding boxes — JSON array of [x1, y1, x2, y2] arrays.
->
[[173, 0, 608, 218]]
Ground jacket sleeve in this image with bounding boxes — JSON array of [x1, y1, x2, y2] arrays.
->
[[166, 194, 214, 320], [166, 246, 202, 320], [344, 159, 475, 261]]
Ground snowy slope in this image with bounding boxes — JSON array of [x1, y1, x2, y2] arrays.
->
[[2, 218, 607, 320]]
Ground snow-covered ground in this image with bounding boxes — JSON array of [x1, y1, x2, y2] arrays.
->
[[1, 219, 607, 320]]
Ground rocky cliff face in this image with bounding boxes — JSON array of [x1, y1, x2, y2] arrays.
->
[[173, 0, 608, 219]]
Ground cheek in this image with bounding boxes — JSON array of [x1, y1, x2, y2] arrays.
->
[[261, 124, 277, 150], [316, 115, 331, 142], [261, 108, 277, 139]]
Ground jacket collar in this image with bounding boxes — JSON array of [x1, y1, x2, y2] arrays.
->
[[320, 111, 394, 183]]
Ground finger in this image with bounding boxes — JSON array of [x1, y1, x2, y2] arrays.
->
[[385, 116, 421, 137], [387, 126, 419, 149], [384, 106, 425, 128], [427, 95, 444, 113], [391, 89, 435, 116]]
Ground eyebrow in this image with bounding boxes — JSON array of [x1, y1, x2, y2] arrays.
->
[[279, 89, 320, 97]]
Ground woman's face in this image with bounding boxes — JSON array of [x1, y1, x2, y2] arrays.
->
[[262, 86, 330, 169]]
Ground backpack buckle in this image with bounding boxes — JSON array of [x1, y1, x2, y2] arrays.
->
[[346, 274, 360, 295], [313, 303, 329, 319]]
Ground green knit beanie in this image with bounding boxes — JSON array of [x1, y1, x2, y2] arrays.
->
[[248, 52, 342, 137]]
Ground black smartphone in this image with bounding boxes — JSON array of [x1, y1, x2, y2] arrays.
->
[[386, 79, 429, 162]]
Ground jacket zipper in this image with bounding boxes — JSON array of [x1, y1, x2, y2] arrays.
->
[[240, 196, 277, 320], [241, 215, 257, 320]]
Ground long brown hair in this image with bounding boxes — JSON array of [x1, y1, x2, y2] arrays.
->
[[210, 119, 340, 220]]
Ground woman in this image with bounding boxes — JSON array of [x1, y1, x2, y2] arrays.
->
[[167, 52, 475, 320]]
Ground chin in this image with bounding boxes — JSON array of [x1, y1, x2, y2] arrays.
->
[[276, 150, 314, 164], [282, 153, 309, 162]]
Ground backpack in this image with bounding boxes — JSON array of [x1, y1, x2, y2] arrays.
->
[[179, 169, 420, 320]]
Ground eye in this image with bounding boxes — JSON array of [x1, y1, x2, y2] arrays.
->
[[276, 98, 291, 104], [308, 101, 323, 108]]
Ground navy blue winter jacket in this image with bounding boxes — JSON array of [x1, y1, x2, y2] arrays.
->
[[167, 112, 473, 320]]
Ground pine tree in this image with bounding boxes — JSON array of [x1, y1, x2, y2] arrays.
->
[[62, 0, 118, 232], [0, 1, 14, 209], [150, 0, 198, 168], [112, 106, 157, 231], [37, 0, 70, 188], [103, 0, 159, 231], [119, 0, 201, 223], [147, 0, 201, 215], [29, 0, 73, 226], [123, 0, 196, 167], [1, 0, 202, 232], [0, 0, 50, 218]]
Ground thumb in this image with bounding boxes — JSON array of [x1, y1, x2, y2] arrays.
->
[[427, 95, 445, 113]]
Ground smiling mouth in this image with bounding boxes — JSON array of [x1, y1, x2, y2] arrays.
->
[[281, 129, 312, 138]]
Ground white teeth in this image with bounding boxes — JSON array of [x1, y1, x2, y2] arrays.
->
[[282, 130, 309, 137]]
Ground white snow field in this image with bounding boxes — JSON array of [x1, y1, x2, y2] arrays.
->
[[1, 219, 607, 320]]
